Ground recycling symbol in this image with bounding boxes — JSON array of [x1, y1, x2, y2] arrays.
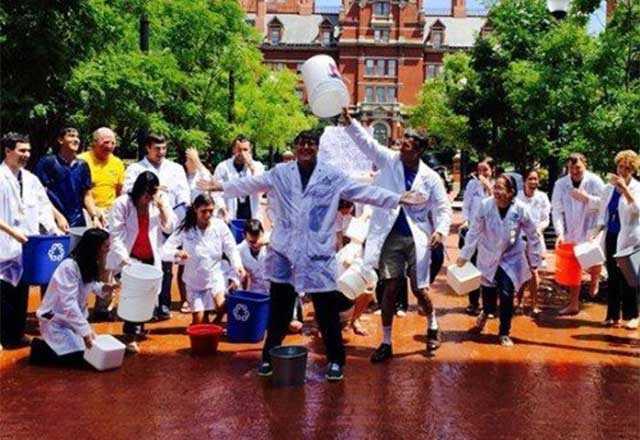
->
[[48, 243, 65, 262], [232, 303, 250, 322]]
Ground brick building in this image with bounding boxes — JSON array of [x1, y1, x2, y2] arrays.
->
[[242, 0, 488, 145]]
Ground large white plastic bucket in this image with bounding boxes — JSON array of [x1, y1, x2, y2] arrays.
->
[[117, 263, 163, 322], [69, 227, 88, 251], [344, 217, 370, 244], [338, 259, 378, 300], [301, 55, 349, 118]]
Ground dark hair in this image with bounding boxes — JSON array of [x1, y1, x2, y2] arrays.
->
[[178, 193, 215, 232], [231, 134, 250, 148], [524, 168, 539, 180], [338, 199, 354, 211], [129, 171, 159, 204], [57, 127, 78, 139], [567, 152, 587, 166], [244, 219, 264, 236], [72, 228, 110, 283], [145, 133, 166, 147], [403, 133, 429, 153], [1, 132, 29, 154], [294, 130, 321, 146], [478, 156, 495, 170], [497, 174, 517, 199]]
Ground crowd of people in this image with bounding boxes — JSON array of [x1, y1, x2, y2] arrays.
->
[[0, 110, 638, 381]]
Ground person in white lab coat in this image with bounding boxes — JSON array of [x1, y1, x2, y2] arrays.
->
[[515, 169, 551, 316], [107, 171, 175, 353], [551, 153, 605, 315], [592, 150, 640, 329], [342, 110, 452, 362], [123, 133, 190, 320], [30, 228, 118, 366], [457, 174, 543, 346], [461, 158, 495, 316], [198, 129, 423, 381], [237, 219, 269, 295], [0, 133, 59, 349], [213, 134, 265, 221], [162, 193, 244, 325]]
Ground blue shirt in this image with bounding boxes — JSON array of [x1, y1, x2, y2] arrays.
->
[[606, 189, 622, 234], [391, 164, 418, 236], [36, 154, 92, 227]]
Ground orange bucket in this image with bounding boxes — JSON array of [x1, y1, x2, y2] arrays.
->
[[186, 324, 223, 356], [555, 243, 582, 287]]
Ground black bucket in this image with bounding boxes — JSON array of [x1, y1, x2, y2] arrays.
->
[[269, 345, 308, 387]]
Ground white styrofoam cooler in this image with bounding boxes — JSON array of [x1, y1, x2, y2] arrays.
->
[[84, 335, 126, 371], [573, 241, 605, 269], [446, 263, 482, 295]]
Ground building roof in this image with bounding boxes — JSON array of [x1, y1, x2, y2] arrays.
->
[[261, 13, 340, 45], [423, 16, 487, 48]]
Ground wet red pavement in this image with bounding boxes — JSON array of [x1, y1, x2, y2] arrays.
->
[[1, 217, 639, 439]]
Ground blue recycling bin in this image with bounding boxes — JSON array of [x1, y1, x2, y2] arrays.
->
[[21, 235, 71, 285], [226, 290, 270, 343], [229, 220, 246, 244]]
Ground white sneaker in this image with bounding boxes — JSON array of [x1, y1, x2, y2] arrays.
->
[[499, 335, 514, 347], [126, 341, 140, 354], [396, 309, 407, 317], [625, 318, 639, 330]]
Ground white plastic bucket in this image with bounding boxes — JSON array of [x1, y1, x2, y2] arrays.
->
[[446, 262, 482, 295], [68, 227, 88, 251], [301, 55, 349, 118], [84, 334, 126, 371], [338, 259, 378, 300], [337, 242, 364, 269], [345, 217, 370, 244], [117, 263, 162, 322], [574, 241, 605, 270]]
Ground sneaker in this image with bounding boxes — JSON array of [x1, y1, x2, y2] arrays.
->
[[125, 341, 140, 354], [469, 312, 488, 334], [370, 343, 393, 363], [325, 362, 344, 382], [3, 335, 31, 349], [180, 301, 191, 314], [625, 318, 639, 330], [426, 328, 441, 351], [153, 306, 172, 322], [486, 313, 496, 319], [396, 309, 407, 317], [257, 362, 272, 377], [499, 335, 514, 347], [601, 319, 618, 327], [530, 307, 542, 317], [464, 305, 481, 316]]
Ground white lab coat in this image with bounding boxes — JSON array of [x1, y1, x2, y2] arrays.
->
[[214, 157, 265, 221], [36, 259, 106, 355], [517, 189, 551, 253], [160, 219, 242, 291], [106, 195, 176, 272], [551, 172, 605, 243], [123, 157, 190, 212], [597, 178, 640, 252], [344, 121, 452, 289], [0, 162, 57, 285], [222, 161, 401, 293], [460, 198, 543, 291], [237, 241, 269, 294], [462, 177, 492, 224]]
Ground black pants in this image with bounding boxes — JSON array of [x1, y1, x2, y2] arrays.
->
[[468, 252, 481, 308], [262, 282, 345, 366], [29, 338, 85, 367], [158, 260, 174, 311], [481, 267, 515, 336], [0, 279, 29, 345], [605, 231, 639, 321]]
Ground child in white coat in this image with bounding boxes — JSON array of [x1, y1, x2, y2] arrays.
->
[[30, 229, 119, 366], [162, 194, 244, 325]]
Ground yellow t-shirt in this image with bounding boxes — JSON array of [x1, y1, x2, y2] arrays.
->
[[78, 151, 125, 209]]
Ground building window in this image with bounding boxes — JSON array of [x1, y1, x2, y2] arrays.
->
[[321, 29, 332, 47], [426, 64, 437, 79], [376, 86, 385, 103], [270, 26, 281, 46], [366, 59, 375, 76], [386, 86, 396, 103], [387, 59, 396, 77], [373, 122, 389, 146], [365, 86, 374, 103], [375, 59, 385, 76], [373, 1, 391, 16], [431, 29, 443, 49], [374, 29, 390, 43]]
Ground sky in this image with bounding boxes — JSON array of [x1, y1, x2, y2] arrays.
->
[[315, 0, 607, 34]]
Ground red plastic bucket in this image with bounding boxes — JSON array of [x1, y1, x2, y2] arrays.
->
[[186, 324, 223, 356], [555, 243, 582, 287]]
